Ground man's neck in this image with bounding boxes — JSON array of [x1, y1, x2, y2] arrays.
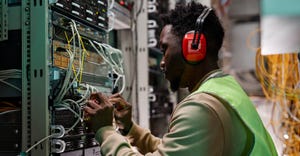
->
[[187, 65, 220, 92]]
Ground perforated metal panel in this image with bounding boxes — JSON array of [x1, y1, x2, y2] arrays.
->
[[0, 0, 8, 41], [21, 0, 50, 155]]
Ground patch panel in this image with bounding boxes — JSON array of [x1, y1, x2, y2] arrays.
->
[[52, 0, 108, 30], [49, 1, 122, 154]]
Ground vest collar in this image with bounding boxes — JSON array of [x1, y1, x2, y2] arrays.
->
[[191, 69, 223, 93]]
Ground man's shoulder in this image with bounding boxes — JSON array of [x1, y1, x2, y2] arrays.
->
[[180, 92, 220, 105], [175, 92, 224, 117], [171, 93, 225, 129], [176, 92, 231, 125]]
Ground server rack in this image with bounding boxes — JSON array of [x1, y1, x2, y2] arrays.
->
[[0, 0, 150, 155], [0, 0, 126, 155]]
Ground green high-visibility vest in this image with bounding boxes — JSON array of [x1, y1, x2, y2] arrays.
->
[[194, 75, 277, 155]]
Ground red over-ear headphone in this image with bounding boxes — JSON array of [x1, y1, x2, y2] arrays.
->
[[182, 7, 212, 64]]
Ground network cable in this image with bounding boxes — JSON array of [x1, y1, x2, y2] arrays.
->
[[89, 40, 126, 94], [256, 49, 300, 155], [0, 69, 22, 92]]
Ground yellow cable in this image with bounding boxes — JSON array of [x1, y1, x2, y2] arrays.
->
[[256, 49, 300, 155], [246, 28, 260, 52], [79, 49, 85, 84], [78, 36, 88, 84], [65, 31, 79, 82]]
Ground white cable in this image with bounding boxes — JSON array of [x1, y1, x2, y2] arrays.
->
[[0, 69, 22, 92], [108, 0, 115, 10], [55, 99, 83, 134], [0, 79, 21, 92], [0, 69, 21, 74], [52, 21, 101, 139], [65, 116, 81, 134], [77, 83, 102, 104], [105, 45, 123, 70], [59, 102, 81, 119], [70, 20, 83, 82], [89, 40, 126, 94], [0, 109, 20, 115], [61, 102, 82, 134], [91, 40, 124, 75], [0, 69, 21, 79], [63, 99, 82, 116], [71, 20, 83, 77], [89, 40, 117, 73], [55, 49, 75, 103], [55, 21, 83, 103], [54, 24, 76, 102], [102, 45, 125, 94], [119, 74, 126, 94], [25, 101, 81, 153], [90, 84, 99, 93], [58, 50, 81, 101], [25, 134, 55, 153], [76, 84, 90, 104], [108, 11, 115, 32]]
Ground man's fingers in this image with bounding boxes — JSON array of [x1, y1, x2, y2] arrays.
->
[[109, 97, 131, 106], [109, 93, 121, 98], [87, 100, 101, 109], [111, 102, 127, 111], [84, 106, 95, 115], [90, 93, 101, 101], [97, 92, 109, 101], [90, 92, 110, 104], [109, 98, 123, 105]]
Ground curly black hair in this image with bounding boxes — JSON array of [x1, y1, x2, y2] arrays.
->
[[160, 1, 224, 61]]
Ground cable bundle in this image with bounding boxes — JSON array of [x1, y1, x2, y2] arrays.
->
[[256, 49, 300, 155], [0, 69, 22, 92], [53, 18, 126, 133], [21, 18, 126, 154], [0, 69, 22, 114], [89, 40, 125, 94]]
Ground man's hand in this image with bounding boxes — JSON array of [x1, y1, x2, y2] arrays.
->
[[109, 93, 133, 135], [84, 92, 114, 133]]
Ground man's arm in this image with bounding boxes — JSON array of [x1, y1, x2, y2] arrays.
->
[[125, 122, 161, 154], [95, 100, 225, 156], [95, 123, 161, 155]]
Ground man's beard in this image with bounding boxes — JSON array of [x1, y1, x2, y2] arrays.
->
[[169, 77, 180, 92]]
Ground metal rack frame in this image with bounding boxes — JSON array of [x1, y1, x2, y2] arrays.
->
[[17, 0, 149, 155], [21, 0, 49, 155]]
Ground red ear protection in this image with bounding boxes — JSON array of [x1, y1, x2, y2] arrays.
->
[[182, 7, 211, 64], [182, 31, 207, 63]]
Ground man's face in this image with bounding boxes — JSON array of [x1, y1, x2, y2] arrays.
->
[[159, 25, 186, 92]]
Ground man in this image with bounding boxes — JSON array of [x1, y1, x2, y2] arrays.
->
[[84, 2, 277, 155]]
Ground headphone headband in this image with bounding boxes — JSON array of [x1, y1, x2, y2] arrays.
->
[[192, 7, 212, 49]]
